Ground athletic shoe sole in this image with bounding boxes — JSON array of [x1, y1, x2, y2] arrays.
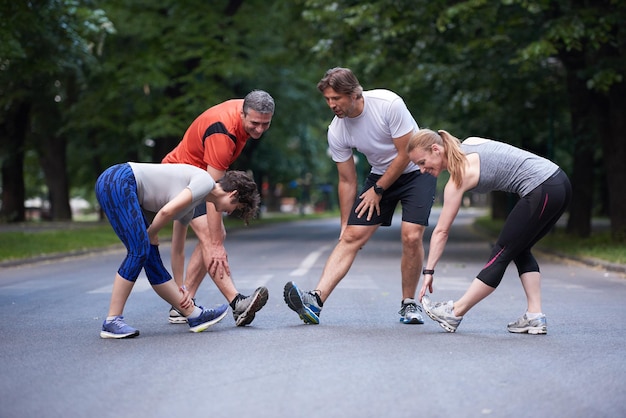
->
[[100, 330, 140, 339], [507, 326, 547, 335], [400, 316, 424, 325], [423, 306, 458, 332], [168, 316, 187, 324], [235, 287, 269, 326], [283, 282, 319, 325], [168, 309, 188, 324], [189, 309, 228, 333]]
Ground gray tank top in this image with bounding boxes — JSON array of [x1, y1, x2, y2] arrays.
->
[[460, 138, 559, 197]]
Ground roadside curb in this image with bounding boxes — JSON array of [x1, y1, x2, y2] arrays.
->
[[0, 244, 125, 268], [2, 216, 624, 277], [470, 224, 626, 277], [536, 249, 626, 276]]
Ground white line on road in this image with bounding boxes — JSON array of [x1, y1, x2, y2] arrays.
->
[[87, 276, 152, 294], [233, 274, 273, 290], [289, 244, 332, 277]]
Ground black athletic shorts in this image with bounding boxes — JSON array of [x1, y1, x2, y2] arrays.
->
[[347, 170, 436, 227]]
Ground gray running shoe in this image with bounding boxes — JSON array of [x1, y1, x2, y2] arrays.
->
[[283, 281, 322, 324], [507, 314, 547, 335], [399, 300, 424, 324], [232, 287, 269, 326], [421, 295, 463, 332]]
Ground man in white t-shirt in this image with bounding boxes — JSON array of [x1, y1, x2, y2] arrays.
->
[[284, 67, 437, 324]]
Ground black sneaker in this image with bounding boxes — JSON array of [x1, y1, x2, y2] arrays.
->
[[231, 287, 269, 326]]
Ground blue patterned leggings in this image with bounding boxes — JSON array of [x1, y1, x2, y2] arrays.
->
[[95, 163, 171, 285]]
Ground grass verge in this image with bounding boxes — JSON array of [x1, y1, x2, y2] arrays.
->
[[1, 212, 623, 268], [0, 212, 335, 263], [474, 216, 626, 265]]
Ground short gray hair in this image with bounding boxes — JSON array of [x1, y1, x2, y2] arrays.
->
[[243, 90, 275, 115]]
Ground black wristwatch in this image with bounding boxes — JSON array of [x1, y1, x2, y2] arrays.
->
[[373, 183, 385, 196], [422, 268, 435, 275]]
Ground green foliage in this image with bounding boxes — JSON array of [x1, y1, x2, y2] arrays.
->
[[61, 0, 336, 196], [475, 216, 626, 265], [2, 0, 625, 236], [0, 225, 121, 261], [0, 213, 340, 262]]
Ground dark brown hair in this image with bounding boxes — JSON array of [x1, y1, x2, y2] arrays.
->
[[218, 170, 260, 224], [317, 67, 363, 98]]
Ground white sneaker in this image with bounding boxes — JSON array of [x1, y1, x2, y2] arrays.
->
[[168, 306, 187, 324], [507, 314, 547, 335], [421, 295, 463, 332]]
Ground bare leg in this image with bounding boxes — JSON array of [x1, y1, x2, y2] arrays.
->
[[453, 278, 496, 317], [107, 273, 135, 317], [183, 243, 206, 297], [315, 225, 378, 303], [184, 218, 239, 302], [152, 281, 195, 316], [400, 222, 426, 300], [519, 271, 542, 313]]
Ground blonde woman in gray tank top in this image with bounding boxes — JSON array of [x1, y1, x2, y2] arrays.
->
[[407, 129, 571, 334]]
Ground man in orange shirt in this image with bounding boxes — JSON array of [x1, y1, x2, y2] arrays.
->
[[162, 90, 274, 326]]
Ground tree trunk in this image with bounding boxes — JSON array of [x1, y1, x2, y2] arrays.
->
[[600, 80, 626, 241], [38, 134, 72, 221], [560, 49, 595, 238], [490, 191, 517, 221], [0, 102, 29, 223]]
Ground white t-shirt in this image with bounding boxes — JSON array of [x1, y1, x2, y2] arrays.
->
[[128, 162, 215, 225], [327, 89, 419, 175]]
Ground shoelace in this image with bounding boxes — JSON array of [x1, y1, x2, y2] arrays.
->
[[304, 290, 321, 307], [399, 302, 422, 315], [109, 316, 129, 330]]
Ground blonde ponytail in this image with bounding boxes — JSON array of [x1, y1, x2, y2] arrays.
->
[[408, 129, 466, 188]]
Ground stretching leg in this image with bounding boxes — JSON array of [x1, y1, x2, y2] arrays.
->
[[315, 224, 378, 303]]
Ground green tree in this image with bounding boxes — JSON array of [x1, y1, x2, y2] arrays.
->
[[297, 0, 626, 240], [0, 0, 114, 221], [76, 1, 334, 212]]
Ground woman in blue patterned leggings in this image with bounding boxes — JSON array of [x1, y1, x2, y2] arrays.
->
[[95, 163, 259, 338]]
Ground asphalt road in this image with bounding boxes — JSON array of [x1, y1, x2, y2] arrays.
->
[[1, 208, 625, 418]]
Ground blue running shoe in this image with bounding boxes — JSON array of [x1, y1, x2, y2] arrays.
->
[[100, 316, 140, 339], [283, 281, 322, 324], [188, 304, 228, 333]]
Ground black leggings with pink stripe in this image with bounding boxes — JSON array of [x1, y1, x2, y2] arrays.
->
[[477, 169, 572, 288]]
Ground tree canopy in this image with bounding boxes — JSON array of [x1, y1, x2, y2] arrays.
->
[[1, 0, 625, 240]]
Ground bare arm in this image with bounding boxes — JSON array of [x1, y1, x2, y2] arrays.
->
[[377, 131, 412, 190], [147, 188, 193, 245], [418, 180, 464, 299], [335, 159, 358, 238], [354, 130, 412, 221], [203, 165, 231, 278]]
